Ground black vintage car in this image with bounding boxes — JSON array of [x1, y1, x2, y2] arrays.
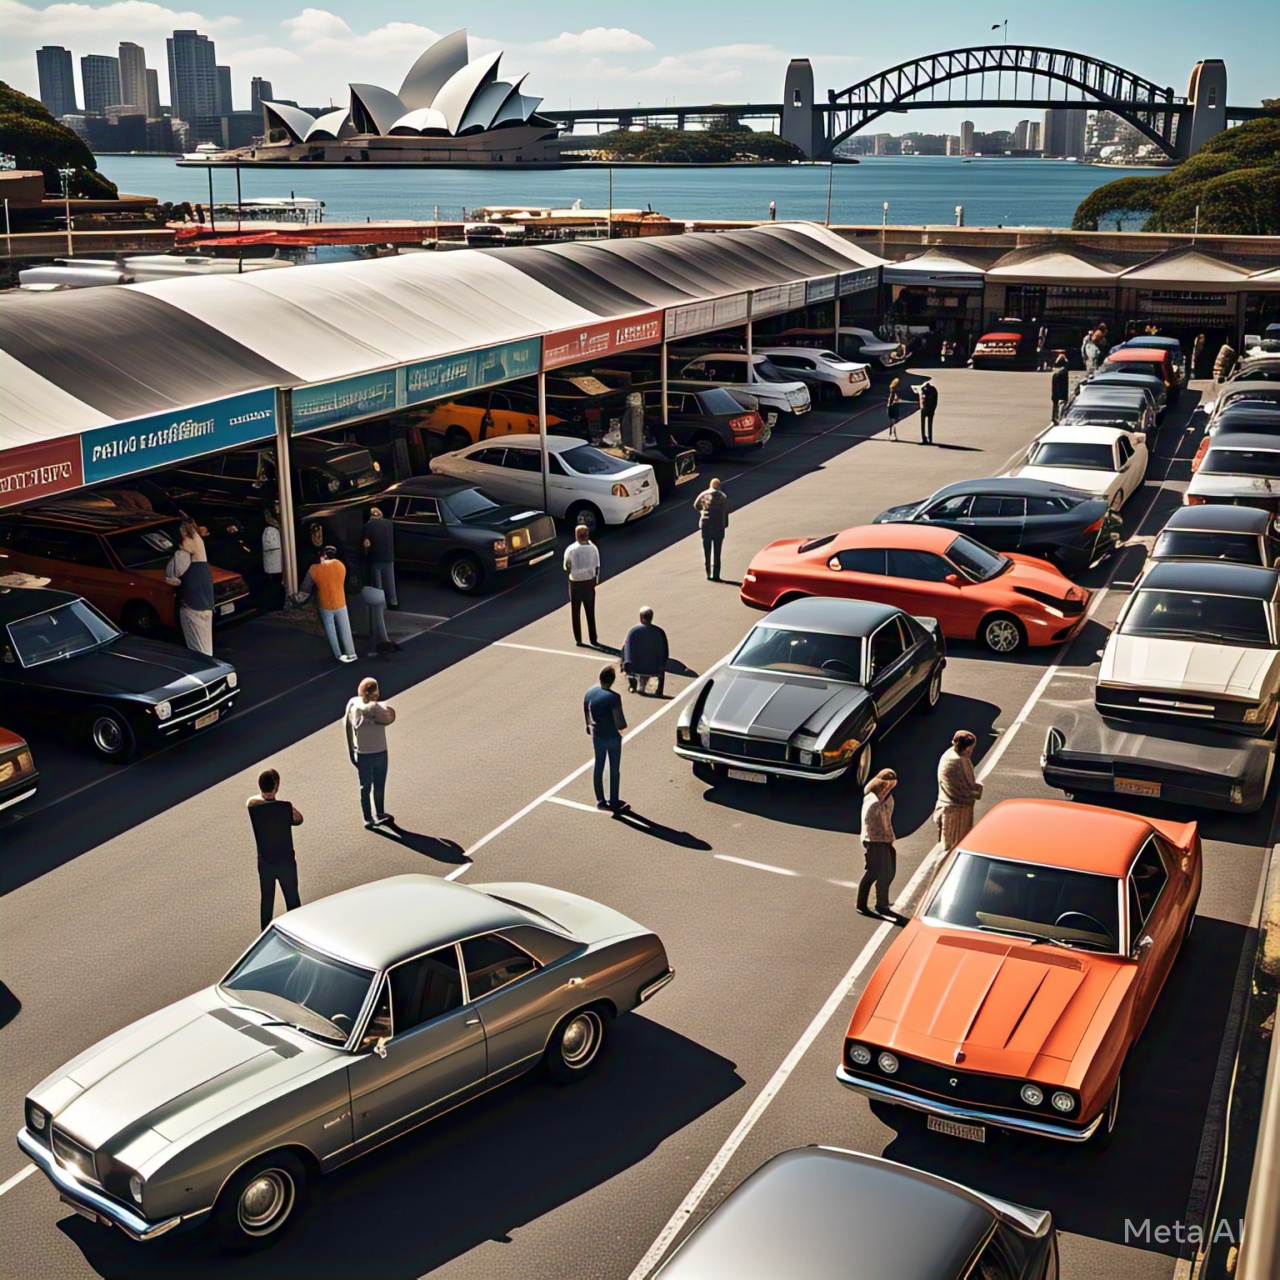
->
[[378, 476, 558, 593], [630, 380, 769, 458], [675, 597, 944, 788], [874, 477, 1121, 573], [0, 586, 238, 762], [1148, 505, 1280, 570]]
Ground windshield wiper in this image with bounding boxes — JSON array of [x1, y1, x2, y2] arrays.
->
[[219, 988, 348, 1043], [1029, 934, 1077, 950], [975, 923, 1074, 949]]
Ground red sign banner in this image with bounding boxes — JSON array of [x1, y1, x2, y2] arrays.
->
[[543, 310, 664, 370], [0, 436, 85, 509]]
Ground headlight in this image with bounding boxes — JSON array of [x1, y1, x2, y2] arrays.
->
[[1050, 1090, 1076, 1113], [823, 738, 860, 764], [226, 671, 238, 689], [492, 539, 509, 555], [611, 483, 630, 498], [1243, 701, 1271, 723], [16, 749, 33, 772], [792, 734, 819, 752], [697, 714, 710, 745], [326, 477, 340, 493], [509, 531, 527, 550], [129, 1174, 144, 1204], [154, 701, 172, 721], [1021, 1083, 1045, 1107], [849, 1043, 873, 1066], [26, 1103, 47, 1132], [877, 1051, 899, 1075], [677, 725, 692, 743], [372, 461, 381, 472]]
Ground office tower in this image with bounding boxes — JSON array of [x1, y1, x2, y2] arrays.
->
[[1042, 107, 1087, 157], [118, 42, 148, 113], [217, 65, 232, 114], [81, 54, 121, 115], [1028, 121, 1041, 151], [167, 29, 219, 121], [1013, 119, 1031, 150], [145, 68, 161, 117], [959, 120, 975, 156], [36, 46, 78, 116], [251, 76, 274, 111]]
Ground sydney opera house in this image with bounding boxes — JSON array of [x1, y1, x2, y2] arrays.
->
[[251, 30, 564, 165]]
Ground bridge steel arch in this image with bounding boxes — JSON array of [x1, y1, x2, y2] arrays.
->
[[823, 46, 1187, 157]]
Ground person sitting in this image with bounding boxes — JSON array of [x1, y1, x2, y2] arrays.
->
[[622, 606, 670, 696]]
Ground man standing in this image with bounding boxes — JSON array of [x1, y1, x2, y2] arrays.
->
[[623, 606, 669, 696], [1191, 333, 1205, 380], [858, 768, 903, 923], [164, 519, 214, 656], [1050, 352, 1070, 422], [934, 730, 984, 853], [345, 676, 395, 828], [584, 665, 628, 812], [563, 524, 600, 648], [246, 768, 303, 931], [297, 545, 357, 663], [918, 379, 938, 445], [260, 506, 283, 611], [1214, 341, 1237, 384], [363, 506, 398, 609], [693, 477, 729, 580]]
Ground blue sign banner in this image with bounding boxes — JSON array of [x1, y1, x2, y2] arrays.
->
[[805, 276, 837, 304], [292, 368, 399, 436], [80, 387, 277, 485], [839, 267, 880, 296], [405, 337, 541, 405]]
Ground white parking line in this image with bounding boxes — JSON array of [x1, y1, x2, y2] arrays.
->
[[545, 796, 608, 814], [0, 1163, 35, 1197], [493, 641, 613, 662], [714, 855, 800, 877]]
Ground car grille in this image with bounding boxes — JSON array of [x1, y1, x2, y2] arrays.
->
[[518, 515, 555, 547], [170, 677, 231, 717], [708, 733, 789, 763], [1096, 687, 1241, 725], [52, 1127, 99, 1184], [213, 575, 248, 605]]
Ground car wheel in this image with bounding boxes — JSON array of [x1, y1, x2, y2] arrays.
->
[[212, 1150, 307, 1252], [853, 736, 874, 789], [980, 613, 1025, 655], [544, 1006, 608, 1084], [566, 503, 603, 537], [691, 433, 721, 461], [87, 707, 136, 762], [121, 601, 162, 636], [447, 554, 484, 594], [444, 426, 471, 452], [919, 663, 943, 713]]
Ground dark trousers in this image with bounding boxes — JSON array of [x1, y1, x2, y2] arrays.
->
[[857, 841, 896, 914], [259, 861, 301, 931], [919, 411, 934, 443], [569, 578, 598, 645], [593, 735, 621, 805], [702, 529, 724, 579], [370, 561, 398, 607], [357, 750, 389, 823], [1051, 398, 1066, 423]]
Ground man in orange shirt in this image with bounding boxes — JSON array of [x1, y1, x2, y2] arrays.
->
[[297, 545, 357, 663]]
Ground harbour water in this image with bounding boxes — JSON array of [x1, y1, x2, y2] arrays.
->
[[94, 154, 1155, 229]]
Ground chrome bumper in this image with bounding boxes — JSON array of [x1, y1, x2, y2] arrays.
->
[[639, 968, 676, 1003], [673, 745, 849, 781], [17, 1128, 183, 1241], [835, 1067, 1103, 1143]]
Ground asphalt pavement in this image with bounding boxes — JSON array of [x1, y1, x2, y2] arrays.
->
[[1, 369, 1272, 1280]]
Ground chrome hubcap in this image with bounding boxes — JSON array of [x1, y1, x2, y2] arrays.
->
[[92, 717, 124, 754], [560, 1012, 601, 1067], [928, 669, 941, 703], [452, 561, 478, 589], [237, 1169, 293, 1236], [986, 619, 1020, 653]]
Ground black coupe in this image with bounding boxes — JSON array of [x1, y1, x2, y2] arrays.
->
[[0, 586, 238, 761], [675, 597, 944, 788], [873, 477, 1121, 573]]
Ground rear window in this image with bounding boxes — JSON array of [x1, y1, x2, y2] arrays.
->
[[1064, 404, 1142, 425], [1154, 530, 1263, 565], [696, 387, 748, 416], [1030, 442, 1115, 469], [558, 445, 631, 475], [1201, 449, 1280, 478]]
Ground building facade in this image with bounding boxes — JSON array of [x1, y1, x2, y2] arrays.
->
[[117, 42, 148, 115], [1042, 107, 1087, 157], [167, 29, 219, 123], [145, 68, 161, 118], [959, 120, 975, 157], [250, 76, 273, 113], [216, 65, 233, 115], [81, 54, 121, 115], [36, 45, 78, 117]]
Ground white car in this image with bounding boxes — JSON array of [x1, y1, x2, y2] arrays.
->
[[1008, 424, 1148, 510], [678, 353, 812, 420], [757, 348, 871, 400], [834, 326, 909, 369], [1185, 434, 1280, 517], [430, 434, 657, 535]]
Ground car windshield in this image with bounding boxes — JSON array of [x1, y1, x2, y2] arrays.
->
[[220, 928, 374, 1045], [733, 625, 864, 682], [926, 852, 1121, 952], [7, 597, 120, 667], [1108, 360, 1163, 380], [946, 535, 1010, 583], [446, 487, 503, 519], [1201, 449, 1280, 478], [754, 358, 792, 384], [1030, 442, 1116, 470], [1065, 405, 1142, 424], [698, 387, 749, 416], [1121, 588, 1271, 645], [558, 445, 631, 475], [108, 523, 182, 569], [1154, 530, 1263, 565]]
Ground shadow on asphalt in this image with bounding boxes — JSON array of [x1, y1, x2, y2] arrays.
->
[[57, 1015, 742, 1279], [872, 914, 1248, 1255], [0, 982, 20, 1030], [612, 808, 713, 851], [372, 825, 468, 865]]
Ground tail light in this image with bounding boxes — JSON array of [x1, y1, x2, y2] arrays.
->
[[730, 415, 758, 433], [611, 483, 630, 498], [1185, 494, 1207, 505], [1083, 517, 1104, 534], [1191, 440, 1209, 473]]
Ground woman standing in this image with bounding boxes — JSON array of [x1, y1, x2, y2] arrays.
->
[[858, 768, 904, 923], [886, 378, 902, 441]]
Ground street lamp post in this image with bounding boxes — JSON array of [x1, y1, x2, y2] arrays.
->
[[58, 165, 74, 256], [881, 200, 889, 256]]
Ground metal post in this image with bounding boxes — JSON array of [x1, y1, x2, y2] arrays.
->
[[1193, 203, 1200, 241], [607, 166, 613, 239], [746, 294, 754, 369], [3, 198, 9, 259], [661, 338, 669, 434], [881, 201, 889, 257], [538, 365, 549, 513], [825, 162, 834, 226], [58, 166, 73, 256], [275, 390, 299, 599], [235, 164, 243, 231], [207, 165, 216, 235]]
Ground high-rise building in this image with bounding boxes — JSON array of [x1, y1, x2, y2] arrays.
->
[[81, 54, 121, 115], [36, 46, 78, 116], [216, 64, 233, 114], [251, 77, 274, 112], [1042, 107, 1087, 157], [1013, 119, 1031, 150], [145, 67, 161, 117], [167, 29, 219, 123], [959, 120, 975, 156], [1028, 121, 1041, 151], [118, 42, 149, 114]]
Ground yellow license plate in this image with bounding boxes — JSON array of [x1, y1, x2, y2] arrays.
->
[[1115, 777, 1160, 797], [194, 709, 220, 730]]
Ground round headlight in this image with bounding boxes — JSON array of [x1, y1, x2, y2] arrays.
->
[[326, 477, 340, 493], [1051, 1090, 1076, 1113], [27, 1104, 47, 1132], [849, 1043, 872, 1066], [877, 1051, 899, 1075], [226, 671, 238, 688], [154, 700, 172, 721], [129, 1174, 144, 1204], [1020, 1083, 1045, 1107]]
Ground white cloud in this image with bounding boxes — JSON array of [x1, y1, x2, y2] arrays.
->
[[0, 0, 238, 37], [533, 27, 654, 55], [281, 9, 440, 62]]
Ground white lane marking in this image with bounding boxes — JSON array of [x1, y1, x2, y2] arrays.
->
[[546, 796, 608, 814], [0, 1164, 36, 1197], [827, 879, 860, 889], [714, 855, 800, 877], [493, 641, 614, 662]]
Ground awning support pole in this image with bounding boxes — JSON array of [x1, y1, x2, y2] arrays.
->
[[276, 390, 298, 599], [538, 366, 549, 513], [661, 338, 669, 433], [207, 166, 215, 235]]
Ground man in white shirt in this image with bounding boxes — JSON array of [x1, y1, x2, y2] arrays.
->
[[563, 524, 601, 648], [261, 506, 283, 611]]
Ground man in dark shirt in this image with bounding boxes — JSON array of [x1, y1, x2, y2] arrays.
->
[[363, 506, 398, 608], [584, 666, 628, 811], [1050, 353, 1070, 422], [246, 767, 304, 931], [623, 606, 669, 696], [918, 379, 938, 445]]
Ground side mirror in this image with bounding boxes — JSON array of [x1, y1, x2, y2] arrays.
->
[[1135, 935, 1154, 956], [945, 573, 961, 586], [374, 1036, 389, 1059]]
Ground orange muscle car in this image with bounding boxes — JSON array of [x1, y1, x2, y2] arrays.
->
[[741, 525, 1091, 654], [838, 798, 1201, 1143]]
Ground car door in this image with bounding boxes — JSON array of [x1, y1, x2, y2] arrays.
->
[[969, 495, 1026, 552], [1021, 494, 1069, 556], [885, 548, 967, 634], [865, 617, 913, 727], [458, 446, 508, 495], [16, 528, 120, 618], [1125, 838, 1180, 1035], [828, 547, 891, 606], [500, 445, 546, 505], [1114, 435, 1139, 504], [347, 946, 487, 1145], [390, 496, 449, 569], [917, 493, 973, 535]]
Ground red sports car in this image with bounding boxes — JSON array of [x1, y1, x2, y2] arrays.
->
[[741, 524, 1091, 654]]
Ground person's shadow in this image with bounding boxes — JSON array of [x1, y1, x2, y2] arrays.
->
[[373, 824, 468, 865], [612, 808, 712, 850]]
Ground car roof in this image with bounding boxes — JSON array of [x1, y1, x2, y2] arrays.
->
[[962, 799, 1153, 877], [762, 596, 900, 635], [685, 351, 762, 362], [1213, 406, 1280, 423], [758, 347, 847, 359], [382, 476, 475, 499], [275, 874, 536, 971], [463, 434, 584, 453], [1088, 370, 1162, 384], [0, 506, 176, 534], [1106, 348, 1169, 362], [0, 585, 81, 624], [932, 476, 1093, 501], [1037, 425, 1128, 443], [834, 524, 962, 552], [1140, 560, 1279, 598], [1162, 505, 1271, 534], [655, 1147, 1018, 1280], [1120, 336, 1181, 350], [1206, 433, 1280, 452]]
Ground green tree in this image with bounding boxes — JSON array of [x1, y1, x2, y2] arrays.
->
[[590, 123, 804, 164], [0, 80, 118, 199]]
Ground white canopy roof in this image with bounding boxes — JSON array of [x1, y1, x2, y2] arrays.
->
[[986, 249, 1129, 284], [882, 249, 986, 287], [1120, 249, 1259, 291]]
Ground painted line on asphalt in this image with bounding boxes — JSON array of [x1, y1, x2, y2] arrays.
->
[[493, 641, 612, 662], [545, 796, 608, 814], [0, 1163, 35, 1198], [714, 855, 800, 877]]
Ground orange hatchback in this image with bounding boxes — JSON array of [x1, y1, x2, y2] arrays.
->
[[741, 524, 1090, 654], [838, 798, 1201, 1144]]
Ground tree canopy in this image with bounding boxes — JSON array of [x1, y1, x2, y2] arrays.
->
[[585, 121, 805, 164], [0, 80, 118, 199], [1073, 109, 1280, 235]]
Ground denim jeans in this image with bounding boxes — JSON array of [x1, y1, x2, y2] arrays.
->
[[357, 750, 389, 823], [370, 561, 398, 607], [320, 605, 355, 660], [592, 735, 621, 806], [258, 861, 301, 931]]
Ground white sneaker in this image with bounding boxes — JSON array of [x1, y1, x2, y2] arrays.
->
[[339, 654, 358, 663]]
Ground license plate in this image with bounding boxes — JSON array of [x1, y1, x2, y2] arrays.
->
[[60, 1196, 99, 1222], [194, 709, 220, 730], [1116, 777, 1161, 797], [927, 1115, 986, 1143], [218, 602, 235, 616], [529, 551, 554, 565], [727, 768, 768, 784]]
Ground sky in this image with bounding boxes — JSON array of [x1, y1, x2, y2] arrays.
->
[[4, 0, 1277, 131]]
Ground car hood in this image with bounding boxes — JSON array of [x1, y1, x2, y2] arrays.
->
[[459, 505, 551, 533], [1100, 634, 1280, 699], [857, 926, 1130, 1078], [873, 501, 925, 523], [42, 991, 341, 1154], [29, 636, 232, 697], [1012, 464, 1115, 496], [703, 668, 869, 742]]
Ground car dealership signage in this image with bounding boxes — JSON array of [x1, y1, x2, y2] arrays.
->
[[543, 311, 664, 370], [0, 436, 85, 509]]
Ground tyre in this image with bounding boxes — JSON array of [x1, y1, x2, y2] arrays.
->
[[87, 706, 136, 762], [918, 662, 943, 713], [444, 426, 471, 452], [544, 1006, 608, 1084], [121, 601, 162, 637], [211, 1150, 307, 1252], [980, 613, 1025, 655], [852, 735, 874, 789], [691, 433, 721, 461], [565, 503, 603, 537], [447, 553, 484, 594]]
